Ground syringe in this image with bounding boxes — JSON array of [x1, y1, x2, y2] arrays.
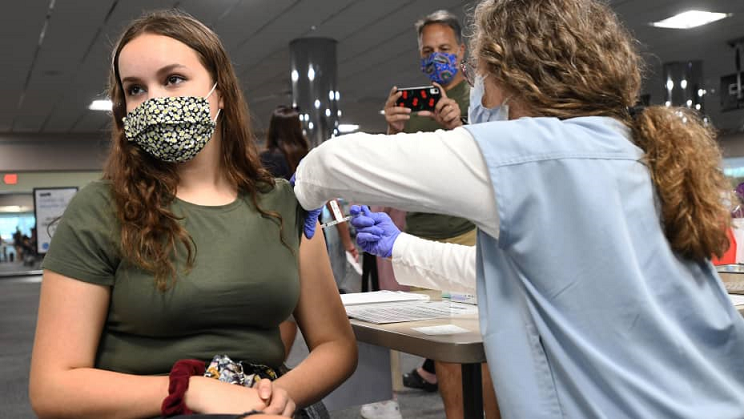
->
[[320, 214, 355, 229], [321, 199, 357, 229]]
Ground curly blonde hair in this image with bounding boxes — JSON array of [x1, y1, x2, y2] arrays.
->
[[471, 0, 730, 261]]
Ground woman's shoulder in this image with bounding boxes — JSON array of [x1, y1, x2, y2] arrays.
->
[[66, 180, 115, 211], [76, 179, 113, 197], [467, 116, 635, 159], [58, 181, 120, 230], [249, 179, 303, 240], [256, 178, 296, 206]]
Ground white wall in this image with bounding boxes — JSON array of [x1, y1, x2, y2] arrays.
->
[[0, 172, 102, 194], [0, 133, 105, 200], [0, 133, 108, 172]]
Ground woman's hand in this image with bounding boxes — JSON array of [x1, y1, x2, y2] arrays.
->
[[254, 378, 296, 417], [185, 376, 270, 415]]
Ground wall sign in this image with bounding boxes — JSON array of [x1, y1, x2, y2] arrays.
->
[[33, 187, 78, 254], [720, 72, 744, 112]]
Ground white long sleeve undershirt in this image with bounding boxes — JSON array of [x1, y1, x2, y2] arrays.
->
[[294, 127, 500, 293]]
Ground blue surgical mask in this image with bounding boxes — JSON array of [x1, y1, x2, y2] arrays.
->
[[468, 74, 510, 124], [420, 52, 459, 85]]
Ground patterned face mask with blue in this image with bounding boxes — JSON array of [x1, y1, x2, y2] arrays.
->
[[468, 74, 510, 124], [420, 52, 459, 85]]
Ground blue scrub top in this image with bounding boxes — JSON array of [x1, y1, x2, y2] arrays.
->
[[465, 116, 744, 419]]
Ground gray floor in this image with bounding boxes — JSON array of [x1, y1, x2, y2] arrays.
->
[[328, 365, 447, 419], [286, 330, 445, 419], [0, 275, 41, 418], [0, 270, 447, 419], [0, 259, 42, 276]]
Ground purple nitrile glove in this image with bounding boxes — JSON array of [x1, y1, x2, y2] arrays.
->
[[350, 205, 401, 258], [290, 173, 322, 239]]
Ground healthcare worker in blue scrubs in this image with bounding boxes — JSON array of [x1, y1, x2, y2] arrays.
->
[[293, 0, 744, 417]]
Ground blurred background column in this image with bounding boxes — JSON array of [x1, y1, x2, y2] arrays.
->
[[663, 60, 705, 113], [289, 37, 340, 148]]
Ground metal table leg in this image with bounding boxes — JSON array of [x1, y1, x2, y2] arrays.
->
[[462, 362, 483, 419]]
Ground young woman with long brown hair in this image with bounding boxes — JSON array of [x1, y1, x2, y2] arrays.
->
[[292, 0, 744, 417], [29, 10, 356, 419]]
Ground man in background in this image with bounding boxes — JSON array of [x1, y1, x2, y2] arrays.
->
[[361, 10, 499, 419]]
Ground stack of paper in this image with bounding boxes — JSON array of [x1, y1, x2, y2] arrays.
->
[[729, 294, 744, 307], [340, 290, 430, 306], [345, 301, 477, 324]]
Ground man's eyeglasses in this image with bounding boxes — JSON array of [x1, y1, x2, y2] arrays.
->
[[460, 61, 476, 87]]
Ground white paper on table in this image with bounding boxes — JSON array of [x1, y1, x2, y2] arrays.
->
[[447, 301, 479, 315], [734, 219, 744, 263], [346, 251, 363, 275], [412, 325, 471, 335], [344, 300, 477, 324], [340, 290, 430, 306], [728, 293, 744, 307]]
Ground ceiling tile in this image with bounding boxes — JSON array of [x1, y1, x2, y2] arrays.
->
[[1, 0, 744, 136], [71, 109, 111, 133], [176, 0, 241, 28], [309, 0, 418, 41], [212, 0, 298, 52], [0, 1, 52, 130], [16, 1, 116, 133]]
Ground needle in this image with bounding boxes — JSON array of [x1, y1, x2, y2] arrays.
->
[[320, 214, 355, 229]]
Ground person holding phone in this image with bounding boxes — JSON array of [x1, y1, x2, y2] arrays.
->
[[369, 9, 499, 419], [384, 11, 468, 136]]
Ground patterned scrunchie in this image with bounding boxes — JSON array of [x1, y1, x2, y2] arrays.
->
[[204, 354, 279, 388]]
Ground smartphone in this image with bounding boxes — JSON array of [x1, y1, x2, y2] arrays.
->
[[395, 85, 442, 112]]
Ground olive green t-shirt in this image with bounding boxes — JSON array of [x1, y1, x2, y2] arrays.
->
[[42, 179, 303, 375], [403, 80, 476, 240]]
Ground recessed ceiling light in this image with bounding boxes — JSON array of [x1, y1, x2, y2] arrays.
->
[[89, 99, 112, 111], [338, 124, 359, 133], [651, 10, 730, 29]]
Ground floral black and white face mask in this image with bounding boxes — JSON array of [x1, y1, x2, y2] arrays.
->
[[122, 83, 221, 163]]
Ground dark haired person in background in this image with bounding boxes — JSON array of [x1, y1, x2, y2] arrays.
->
[[260, 105, 309, 181]]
